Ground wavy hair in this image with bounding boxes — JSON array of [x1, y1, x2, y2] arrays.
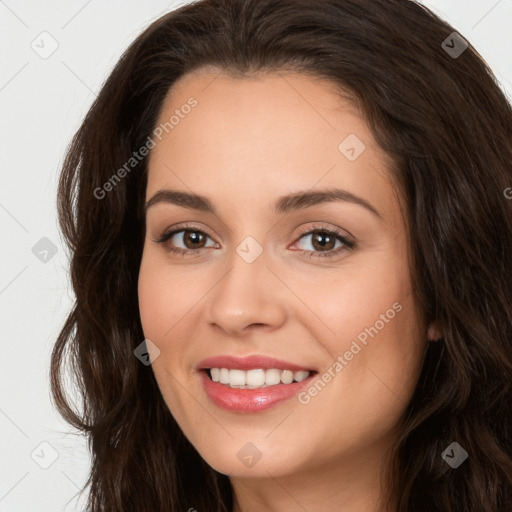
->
[[51, 0, 512, 510]]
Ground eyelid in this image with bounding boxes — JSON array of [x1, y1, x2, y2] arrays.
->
[[152, 222, 218, 246], [293, 223, 354, 245], [289, 223, 355, 257]]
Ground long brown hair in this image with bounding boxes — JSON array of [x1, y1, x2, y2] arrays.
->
[[51, 1, 512, 510]]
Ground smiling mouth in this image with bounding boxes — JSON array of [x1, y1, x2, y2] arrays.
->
[[203, 368, 317, 389]]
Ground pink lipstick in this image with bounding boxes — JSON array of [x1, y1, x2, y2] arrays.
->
[[196, 354, 317, 412]]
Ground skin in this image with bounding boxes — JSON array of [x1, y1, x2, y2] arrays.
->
[[138, 69, 442, 512]]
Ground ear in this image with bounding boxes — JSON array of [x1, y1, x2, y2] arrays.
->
[[427, 320, 443, 341]]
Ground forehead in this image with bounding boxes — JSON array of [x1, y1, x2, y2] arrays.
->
[[145, 70, 399, 224]]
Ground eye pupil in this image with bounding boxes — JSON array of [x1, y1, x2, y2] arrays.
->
[[184, 231, 205, 248], [312, 231, 335, 251]]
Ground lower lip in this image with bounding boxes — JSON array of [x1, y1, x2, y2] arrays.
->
[[199, 370, 316, 412]]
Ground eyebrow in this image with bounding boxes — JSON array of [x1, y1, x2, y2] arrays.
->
[[145, 187, 383, 220]]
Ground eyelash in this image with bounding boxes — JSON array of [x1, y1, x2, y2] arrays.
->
[[153, 222, 355, 259]]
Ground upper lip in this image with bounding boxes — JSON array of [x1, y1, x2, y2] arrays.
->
[[196, 355, 316, 372]]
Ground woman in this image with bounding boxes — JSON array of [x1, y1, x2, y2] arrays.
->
[[51, 0, 512, 510]]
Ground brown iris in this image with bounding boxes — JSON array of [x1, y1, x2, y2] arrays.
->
[[310, 231, 336, 251], [182, 230, 207, 249]]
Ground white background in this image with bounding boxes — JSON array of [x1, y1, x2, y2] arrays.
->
[[1, 1, 511, 510]]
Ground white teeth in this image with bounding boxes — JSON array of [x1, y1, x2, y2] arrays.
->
[[219, 368, 230, 384], [229, 369, 246, 386], [293, 370, 309, 382], [280, 370, 293, 384], [246, 369, 265, 387], [265, 369, 281, 386], [208, 368, 312, 388]]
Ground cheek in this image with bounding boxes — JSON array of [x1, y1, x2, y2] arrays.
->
[[296, 296, 424, 455], [299, 258, 409, 346], [137, 251, 198, 339], [137, 253, 194, 416], [302, 249, 424, 394], [138, 255, 165, 338], [315, 291, 424, 422]]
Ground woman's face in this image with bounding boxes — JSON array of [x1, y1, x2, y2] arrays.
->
[[138, 69, 435, 478]]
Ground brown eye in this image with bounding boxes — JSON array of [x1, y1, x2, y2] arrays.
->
[[154, 225, 218, 256], [292, 225, 355, 259], [296, 229, 348, 253], [181, 230, 207, 249], [309, 230, 337, 251]]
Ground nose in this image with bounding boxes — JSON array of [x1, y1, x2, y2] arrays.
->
[[205, 247, 287, 337]]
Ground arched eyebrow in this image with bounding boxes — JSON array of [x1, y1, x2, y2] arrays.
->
[[145, 187, 383, 221], [273, 188, 383, 220]]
